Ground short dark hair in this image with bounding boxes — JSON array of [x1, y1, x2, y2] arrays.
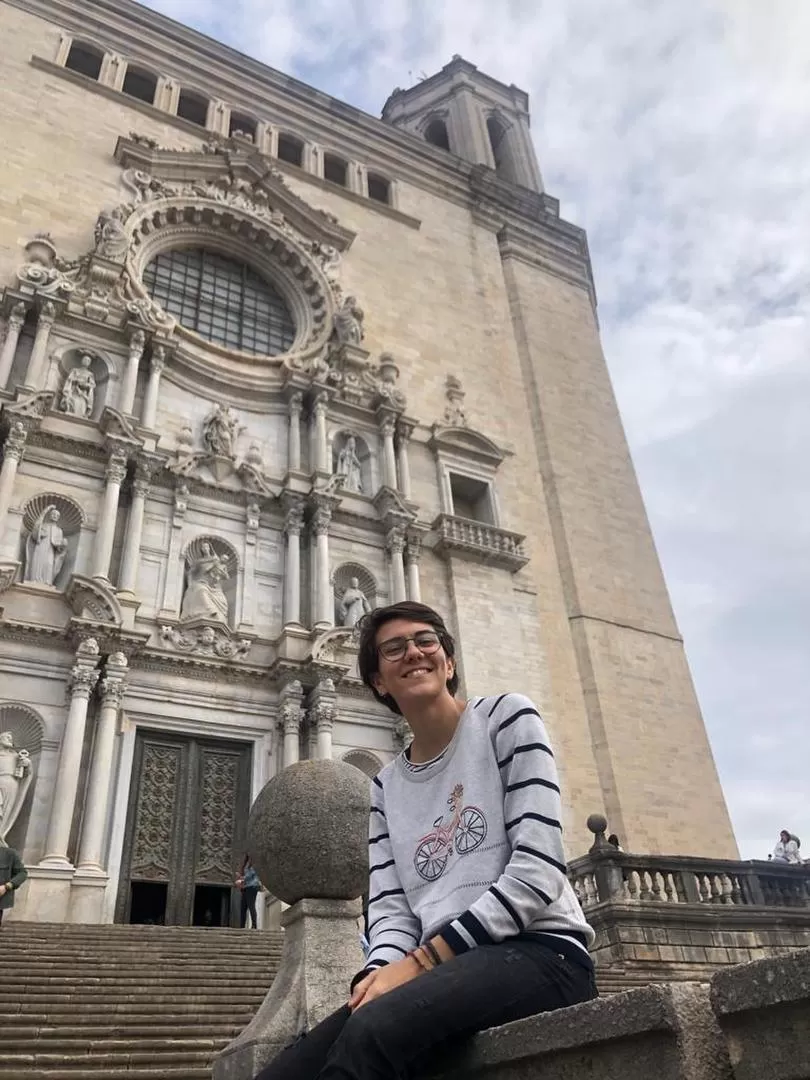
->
[[357, 601, 459, 715]]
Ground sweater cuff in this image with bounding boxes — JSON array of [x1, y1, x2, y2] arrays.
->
[[349, 960, 387, 992]]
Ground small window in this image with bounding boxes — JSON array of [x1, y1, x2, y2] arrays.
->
[[64, 41, 104, 81], [177, 89, 209, 127], [122, 65, 158, 105], [449, 473, 494, 525], [367, 173, 390, 205], [487, 115, 518, 182], [277, 133, 304, 167], [425, 118, 450, 151], [229, 112, 257, 141], [324, 154, 348, 187]]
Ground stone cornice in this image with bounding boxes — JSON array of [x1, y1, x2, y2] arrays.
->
[[16, 0, 597, 300]]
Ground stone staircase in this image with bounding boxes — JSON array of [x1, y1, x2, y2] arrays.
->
[[0, 923, 283, 1080], [0, 922, 701, 1079]]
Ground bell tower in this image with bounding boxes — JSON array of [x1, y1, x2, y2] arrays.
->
[[382, 55, 544, 192]]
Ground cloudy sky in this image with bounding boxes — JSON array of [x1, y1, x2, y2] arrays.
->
[[144, 0, 810, 860]]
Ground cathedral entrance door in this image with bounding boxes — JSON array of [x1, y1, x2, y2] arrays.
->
[[115, 730, 252, 927]]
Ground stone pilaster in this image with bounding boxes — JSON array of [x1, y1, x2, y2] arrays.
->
[[0, 421, 27, 532], [387, 526, 407, 603], [76, 652, 128, 872], [396, 420, 414, 499], [0, 301, 27, 390], [308, 678, 337, 760], [311, 500, 334, 628], [279, 680, 304, 769], [380, 415, 398, 490], [118, 455, 159, 595], [119, 328, 146, 416], [283, 498, 305, 626], [24, 300, 57, 390], [287, 392, 303, 472], [41, 639, 101, 867], [311, 392, 329, 473], [91, 448, 128, 581], [141, 343, 166, 429], [405, 534, 423, 602]]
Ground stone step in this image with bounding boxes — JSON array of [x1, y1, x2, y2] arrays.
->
[[1, 1026, 242, 1042], [0, 1009, 256, 1027], [3, 1000, 259, 1017], [2, 1050, 216, 1068], [0, 1068, 211, 1080]]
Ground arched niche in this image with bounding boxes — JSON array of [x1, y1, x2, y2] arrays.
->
[[0, 702, 46, 849], [331, 429, 373, 495], [342, 749, 383, 779], [19, 492, 86, 589], [332, 562, 377, 627], [54, 345, 113, 421], [180, 535, 240, 629], [486, 112, 519, 185]]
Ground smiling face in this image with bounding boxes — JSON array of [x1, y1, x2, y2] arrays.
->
[[372, 618, 456, 714]]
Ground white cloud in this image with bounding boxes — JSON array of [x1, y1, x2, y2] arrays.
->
[[145, 0, 810, 860]]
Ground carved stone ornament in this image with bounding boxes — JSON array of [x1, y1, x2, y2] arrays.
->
[[68, 663, 100, 698], [159, 623, 252, 661], [443, 374, 467, 426], [59, 354, 96, 419], [65, 575, 124, 626], [0, 729, 33, 846], [0, 561, 21, 593]]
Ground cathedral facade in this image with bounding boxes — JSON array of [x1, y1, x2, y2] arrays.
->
[[0, 0, 737, 927]]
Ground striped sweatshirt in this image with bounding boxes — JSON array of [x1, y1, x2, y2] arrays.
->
[[365, 693, 594, 975]]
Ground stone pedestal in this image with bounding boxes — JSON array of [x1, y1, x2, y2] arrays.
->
[[8, 864, 74, 923], [213, 897, 363, 1080], [68, 870, 109, 923]]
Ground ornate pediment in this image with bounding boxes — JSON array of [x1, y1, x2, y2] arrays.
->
[[158, 620, 253, 661], [64, 574, 123, 626], [428, 425, 505, 469]]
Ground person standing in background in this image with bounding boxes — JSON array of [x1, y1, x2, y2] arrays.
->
[[0, 845, 28, 927], [237, 853, 261, 928]]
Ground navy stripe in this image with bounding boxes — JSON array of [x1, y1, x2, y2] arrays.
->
[[369, 832, 390, 845], [506, 777, 560, 795], [459, 910, 494, 946], [505, 812, 562, 832], [441, 924, 470, 955], [498, 742, 554, 769], [489, 885, 524, 930], [370, 805, 387, 818], [369, 859, 395, 875], [498, 706, 541, 734], [372, 776, 383, 789], [368, 887, 405, 906], [473, 697, 485, 708], [488, 693, 508, 717], [515, 876, 553, 905], [515, 844, 567, 874]]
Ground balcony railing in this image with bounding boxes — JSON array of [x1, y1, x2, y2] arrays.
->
[[432, 513, 528, 572], [570, 817, 810, 911]]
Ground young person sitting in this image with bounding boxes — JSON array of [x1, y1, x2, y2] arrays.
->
[[254, 601, 596, 1080]]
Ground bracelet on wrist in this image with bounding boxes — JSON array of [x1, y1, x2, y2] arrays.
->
[[408, 948, 431, 974], [423, 941, 442, 967]]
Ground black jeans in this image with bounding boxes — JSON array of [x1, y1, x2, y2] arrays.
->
[[254, 938, 596, 1080], [240, 887, 259, 928]]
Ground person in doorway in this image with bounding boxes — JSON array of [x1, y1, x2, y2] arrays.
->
[[772, 830, 801, 864], [237, 854, 261, 928], [0, 845, 28, 927], [253, 600, 596, 1080]]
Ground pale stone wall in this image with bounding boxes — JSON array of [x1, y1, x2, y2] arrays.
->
[[0, 0, 738, 923]]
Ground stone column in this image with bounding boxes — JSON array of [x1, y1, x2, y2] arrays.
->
[[380, 417, 398, 489], [24, 301, 56, 391], [241, 499, 260, 629], [0, 302, 27, 390], [159, 483, 188, 617], [0, 422, 27, 532], [118, 457, 155, 594], [312, 393, 329, 473], [405, 535, 422, 602], [279, 680, 303, 769], [119, 329, 145, 416], [396, 423, 413, 500], [387, 527, 407, 603], [283, 500, 304, 626], [141, 344, 166, 429], [92, 449, 128, 581], [309, 678, 337, 760], [42, 639, 100, 866], [77, 652, 128, 872], [287, 392, 303, 472], [313, 503, 333, 628]]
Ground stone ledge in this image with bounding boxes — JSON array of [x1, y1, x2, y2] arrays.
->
[[429, 983, 730, 1080]]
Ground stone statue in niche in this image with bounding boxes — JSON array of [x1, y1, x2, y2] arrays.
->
[[339, 577, 371, 628], [336, 435, 363, 493], [203, 403, 242, 458], [24, 505, 68, 585], [59, 356, 96, 418], [180, 542, 231, 624], [333, 295, 365, 345], [0, 731, 32, 846]]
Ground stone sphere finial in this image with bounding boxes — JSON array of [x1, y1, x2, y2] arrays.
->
[[248, 759, 369, 905], [587, 813, 607, 836]]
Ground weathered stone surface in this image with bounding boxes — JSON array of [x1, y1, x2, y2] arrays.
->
[[247, 759, 369, 904], [430, 983, 731, 1080], [710, 947, 810, 1080], [213, 897, 364, 1080]]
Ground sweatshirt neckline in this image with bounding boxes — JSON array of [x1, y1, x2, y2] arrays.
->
[[397, 701, 471, 782]]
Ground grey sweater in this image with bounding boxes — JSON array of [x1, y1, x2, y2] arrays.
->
[[365, 694, 594, 972]]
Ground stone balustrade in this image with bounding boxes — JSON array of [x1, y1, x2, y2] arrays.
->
[[432, 513, 528, 571]]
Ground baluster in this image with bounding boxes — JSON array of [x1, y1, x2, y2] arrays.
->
[[626, 870, 640, 901], [729, 874, 742, 904], [665, 872, 678, 903], [639, 870, 653, 902]]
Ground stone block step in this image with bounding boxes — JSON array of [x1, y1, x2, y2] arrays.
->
[[0, 1009, 255, 1027], [1, 1050, 216, 1068], [0, 1026, 241, 1043], [0, 1069, 210, 1080]]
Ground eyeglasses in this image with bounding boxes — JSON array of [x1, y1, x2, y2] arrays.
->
[[377, 630, 442, 663]]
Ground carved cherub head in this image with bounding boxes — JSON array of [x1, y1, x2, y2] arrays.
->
[[0, 732, 13, 750]]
